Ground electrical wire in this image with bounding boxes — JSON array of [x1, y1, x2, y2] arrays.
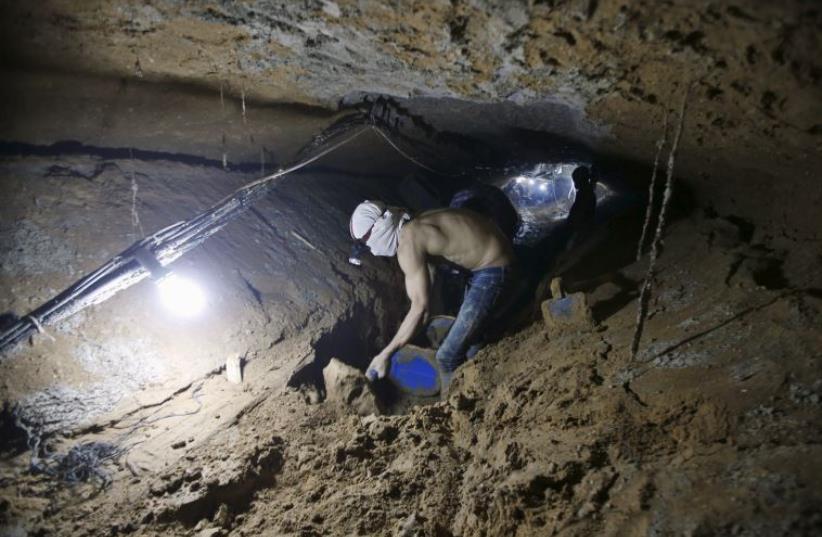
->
[[0, 107, 469, 355], [370, 124, 458, 176], [630, 85, 691, 360], [14, 381, 206, 487], [0, 124, 371, 355]]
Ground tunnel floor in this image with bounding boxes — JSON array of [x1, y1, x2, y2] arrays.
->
[[2, 195, 821, 535]]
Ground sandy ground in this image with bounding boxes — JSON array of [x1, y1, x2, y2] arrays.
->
[[0, 1, 819, 530], [2, 196, 820, 535]]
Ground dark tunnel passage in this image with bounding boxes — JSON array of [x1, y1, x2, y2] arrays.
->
[[0, 81, 675, 440], [2, 82, 668, 410], [1, 2, 821, 532], [0, 84, 710, 441]]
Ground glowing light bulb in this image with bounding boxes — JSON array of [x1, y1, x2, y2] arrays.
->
[[539, 183, 547, 191], [515, 176, 526, 184], [528, 179, 535, 186], [157, 274, 205, 317]]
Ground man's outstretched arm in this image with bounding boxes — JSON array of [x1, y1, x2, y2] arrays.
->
[[367, 237, 429, 379]]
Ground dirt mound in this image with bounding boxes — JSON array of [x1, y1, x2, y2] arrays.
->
[[3, 208, 820, 536], [323, 358, 383, 416]]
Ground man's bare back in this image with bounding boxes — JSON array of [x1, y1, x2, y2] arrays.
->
[[401, 208, 515, 272]]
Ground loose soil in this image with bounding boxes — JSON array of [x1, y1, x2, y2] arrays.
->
[[2, 202, 820, 536]]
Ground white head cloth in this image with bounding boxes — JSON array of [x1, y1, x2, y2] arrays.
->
[[350, 200, 410, 257]]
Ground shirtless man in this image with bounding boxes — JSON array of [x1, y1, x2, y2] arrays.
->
[[349, 200, 516, 391]]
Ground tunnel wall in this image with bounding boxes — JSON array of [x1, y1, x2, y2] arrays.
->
[[0, 78, 413, 434]]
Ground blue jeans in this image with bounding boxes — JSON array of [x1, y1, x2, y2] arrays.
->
[[436, 265, 513, 373]]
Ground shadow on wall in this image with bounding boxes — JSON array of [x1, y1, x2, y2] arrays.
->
[[288, 301, 401, 391], [0, 403, 28, 456]]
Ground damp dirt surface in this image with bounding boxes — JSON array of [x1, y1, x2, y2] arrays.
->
[[0, 139, 412, 459], [0, 1, 821, 534], [2, 196, 821, 535]]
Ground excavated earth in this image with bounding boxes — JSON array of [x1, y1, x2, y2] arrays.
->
[[3, 201, 822, 536], [0, 0, 821, 536]]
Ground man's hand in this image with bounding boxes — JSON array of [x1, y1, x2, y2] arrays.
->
[[366, 353, 391, 381]]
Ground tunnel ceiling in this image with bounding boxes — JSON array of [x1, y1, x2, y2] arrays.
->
[[1, 0, 820, 232]]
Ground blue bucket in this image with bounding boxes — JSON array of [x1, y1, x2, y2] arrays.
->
[[388, 345, 441, 397]]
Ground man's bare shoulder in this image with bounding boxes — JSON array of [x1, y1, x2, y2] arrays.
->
[[401, 217, 443, 242], [417, 207, 492, 227], [397, 223, 426, 268], [414, 210, 473, 236], [416, 208, 458, 222], [399, 218, 423, 243]]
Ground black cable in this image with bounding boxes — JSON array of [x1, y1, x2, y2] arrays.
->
[[0, 107, 475, 356], [14, 381, 206, 487], [0, 122, 371, 355]]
